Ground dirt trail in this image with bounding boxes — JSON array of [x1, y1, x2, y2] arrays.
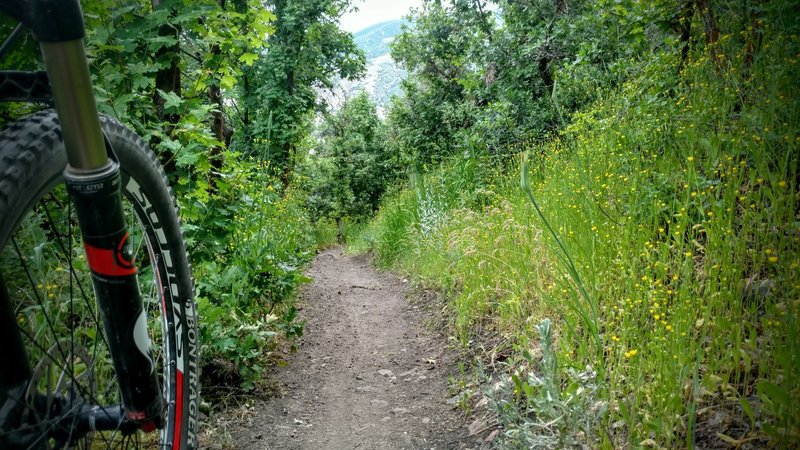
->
[[229, 247, 470, 449]]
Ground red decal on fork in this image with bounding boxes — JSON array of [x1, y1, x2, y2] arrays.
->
[[83, 232, 137, 277]]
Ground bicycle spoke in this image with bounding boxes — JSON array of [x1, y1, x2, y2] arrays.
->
[[41, 193, 112, 351], [7, 280, 128, 444], [11, 239, 110, 409], [11, 237, 73, 377], [67, 195, 76, 446]]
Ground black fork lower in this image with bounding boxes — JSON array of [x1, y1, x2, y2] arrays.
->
[[64, 162, 164, 429]]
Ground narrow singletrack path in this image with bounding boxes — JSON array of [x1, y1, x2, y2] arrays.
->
[[229, 247, 468, 449]]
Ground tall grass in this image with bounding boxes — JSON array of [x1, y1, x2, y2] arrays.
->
[[352, 30, 799, 447], [312, 218, 368, 249]]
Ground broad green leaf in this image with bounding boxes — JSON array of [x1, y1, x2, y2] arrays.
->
[[221, 74, 237, 90], [238, 52, 259, 66], [158, 138, 182, 154], [158, 90, 184, 112], [132, 76, 152, 90], [176, 151, 200, 167], [147, 35, 178, 52], [757, 380, 790, 408]]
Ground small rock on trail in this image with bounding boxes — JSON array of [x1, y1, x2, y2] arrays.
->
[[226, 248, 469, 449]]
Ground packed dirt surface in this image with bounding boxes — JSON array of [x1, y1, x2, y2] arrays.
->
[[226, 247, 475, 449]]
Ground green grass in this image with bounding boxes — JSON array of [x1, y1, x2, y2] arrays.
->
[[314, 218, 371, 249], [352, 32, 799, 448], [312, 219, 339, 248]]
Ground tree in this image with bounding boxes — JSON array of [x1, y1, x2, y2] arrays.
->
[[388, 0, 484, 165], [253, 0, 365, 182], [303, 92, 396, 240], [386, 0, 677, 161]]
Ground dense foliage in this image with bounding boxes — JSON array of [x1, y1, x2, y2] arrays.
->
[[246, 0, 365, 179], [298, 92, 400, 240], [1, 0, 363, 391], [354, 0, 800, 447]]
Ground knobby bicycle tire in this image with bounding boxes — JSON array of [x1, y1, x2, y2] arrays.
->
[[0, 110, 199, 449]]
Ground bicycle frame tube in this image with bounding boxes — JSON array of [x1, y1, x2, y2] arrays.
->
[[0, 0, 165, 432]]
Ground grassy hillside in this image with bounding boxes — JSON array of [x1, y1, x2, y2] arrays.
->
[[352, 29, 799, 449]]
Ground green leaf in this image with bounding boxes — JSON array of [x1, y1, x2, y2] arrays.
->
[[739, 396, 755, 426], [238, 52, 259, 66], [157, 90, 184, 112], [132, 76, 152, 90], [757, 379, 790, 408], [176, 151, 200, 167], [253, 9, 276, 35], [220, 74, 237, 90], [158, 138, 182, 154], [147, 35, 178, 52]]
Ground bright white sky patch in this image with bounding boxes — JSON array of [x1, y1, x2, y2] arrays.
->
[[339, 0, 423, 33]]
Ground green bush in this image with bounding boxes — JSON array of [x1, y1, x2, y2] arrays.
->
[[486, 319, 605, 449], [190, 159, 315, 390]]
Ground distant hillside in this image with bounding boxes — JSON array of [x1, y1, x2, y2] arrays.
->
[[327, 19, 407, 116], [353, 19, 406, 60]]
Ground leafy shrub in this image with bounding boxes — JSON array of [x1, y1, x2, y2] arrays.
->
[[486, 319, 605, 449], [190, 159, 315, 390]]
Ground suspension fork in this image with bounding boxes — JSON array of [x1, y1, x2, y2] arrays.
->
[[0, 0, 163, 429]]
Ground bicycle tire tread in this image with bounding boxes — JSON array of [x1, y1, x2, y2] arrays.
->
[[0, 112, 61, 221]]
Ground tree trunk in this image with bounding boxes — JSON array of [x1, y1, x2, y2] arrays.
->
[[208, 79, 225, 190], [696, 0, 720, 70], [677, 0, 695, 70], [279, 69, 295, 186], [240, 67, 252, 151], [151, 0, 181, 174], [538, 54, 554, 95], [538, 1, 565, 96], [207, 0, 227, 191], [231, 0, 252, 152], [472, 0, 494, 43]]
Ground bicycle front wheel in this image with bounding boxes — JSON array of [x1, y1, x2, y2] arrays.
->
[[0, 111, 199, 449]]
